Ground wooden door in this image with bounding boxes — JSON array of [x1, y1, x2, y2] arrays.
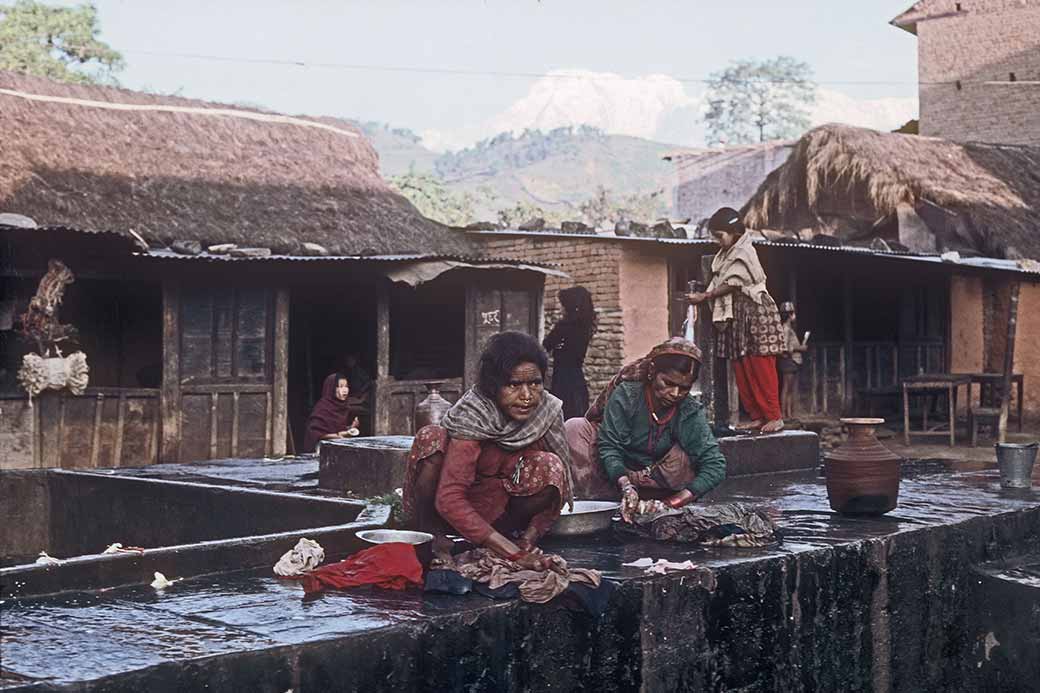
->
[[464, 286, 542, 388], [372, 279, 542, 436], [161, 284, 288, 462]]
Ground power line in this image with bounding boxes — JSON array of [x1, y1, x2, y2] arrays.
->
[[3, 36, 1033, 87], [123, 48, 919, 86]]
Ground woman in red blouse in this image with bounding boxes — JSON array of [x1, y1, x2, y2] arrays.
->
[[403, 332, 573, 570]]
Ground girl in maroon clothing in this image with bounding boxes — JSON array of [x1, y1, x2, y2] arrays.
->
[[303, 373, 360, 452], [404, 332, 573, 571]]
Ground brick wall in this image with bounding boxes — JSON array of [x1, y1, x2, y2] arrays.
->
[[478, 235, 625, 395], [914, 0, 1040, 145]]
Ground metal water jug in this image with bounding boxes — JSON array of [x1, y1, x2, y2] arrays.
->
[[414, 382, 451, 432]]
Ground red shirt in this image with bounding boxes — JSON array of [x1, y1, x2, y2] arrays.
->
[[434, 437, 547, 544]]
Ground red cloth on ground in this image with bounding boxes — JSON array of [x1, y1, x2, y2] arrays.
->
[[299, 543, 423, 594], [732, 355, 781, 422]]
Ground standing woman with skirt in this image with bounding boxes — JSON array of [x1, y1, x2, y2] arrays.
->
[[686, 207, 786, 433], [543, 286, 596, 420]]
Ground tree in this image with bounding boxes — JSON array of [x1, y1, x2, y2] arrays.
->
[[703, 57, 815, 145], [578, 186, 666, 228], [496, 200, 555, 228], [389, 171, 479, 227], [0, 0, 123, 84], [578, 186, 614, 229]]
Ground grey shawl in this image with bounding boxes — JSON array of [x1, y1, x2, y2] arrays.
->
[[442, 388, 574, 506]]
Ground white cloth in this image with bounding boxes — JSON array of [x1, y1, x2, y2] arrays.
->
[[273, 538, 325, 577], [621, 557, 698, 574], [17, 352, 89, 400], [150, 572, 178, 589]]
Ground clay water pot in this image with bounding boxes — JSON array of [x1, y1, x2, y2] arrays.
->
[[414, 382, 451, 431], [824, 418, 902, 515]]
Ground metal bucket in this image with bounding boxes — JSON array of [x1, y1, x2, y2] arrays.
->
[[995, 442, 1038, 489]]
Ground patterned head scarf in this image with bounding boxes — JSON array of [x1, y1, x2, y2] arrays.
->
[[585, 337, 703, 422]]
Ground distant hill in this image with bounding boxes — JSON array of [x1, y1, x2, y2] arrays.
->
[[355, 121, 439, 176], [355, 122, 679, 224]]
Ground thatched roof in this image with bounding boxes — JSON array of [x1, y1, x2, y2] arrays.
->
[[742, 124, 1040, 260], [0, 71, 474, 256]]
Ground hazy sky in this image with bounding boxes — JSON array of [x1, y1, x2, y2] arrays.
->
[[76, 1, 920, 146]]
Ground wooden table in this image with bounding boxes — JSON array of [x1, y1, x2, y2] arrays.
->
[[902, 374, 971, 446], [953, 372, 1026, 433]]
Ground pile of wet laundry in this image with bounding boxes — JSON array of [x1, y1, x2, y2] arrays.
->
[[424, 548, 615, 615], [274, 539, 614, 615], [620, 502, 781, 547]]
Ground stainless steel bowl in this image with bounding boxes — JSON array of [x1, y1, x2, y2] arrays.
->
[[356, 529, 434, 545], [548, 500, 620, 536]]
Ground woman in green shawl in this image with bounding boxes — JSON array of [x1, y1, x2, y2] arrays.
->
[[565, 337, 727, 522]]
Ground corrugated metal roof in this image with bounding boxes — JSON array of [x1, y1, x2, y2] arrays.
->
[[468, 229, 1040, 277], [139, 248, 563, 270], [2, 222, 136, 240], [2, 223, 144, 256]]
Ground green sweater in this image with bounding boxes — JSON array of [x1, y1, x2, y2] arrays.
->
[[596, 381, 726, 498]]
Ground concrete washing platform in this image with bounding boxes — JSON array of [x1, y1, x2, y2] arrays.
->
[[319, 436, 415, 496], [2, 457, 1038, 692], [0, 469, 389, 599], [317, 431, 821, 497]]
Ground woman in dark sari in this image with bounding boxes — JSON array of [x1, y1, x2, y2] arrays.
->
[[404, 332, 573, 570], [542, 286, 595, 420]]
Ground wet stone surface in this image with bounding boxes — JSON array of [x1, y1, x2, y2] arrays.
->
[[0, 570, 494, 687], [1, 588, 276, 684], [2, 460, 1038, 691], [97, 456, 325, 494]]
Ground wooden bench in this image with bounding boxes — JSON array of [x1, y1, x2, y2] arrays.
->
[[902, 374, 971, 447]]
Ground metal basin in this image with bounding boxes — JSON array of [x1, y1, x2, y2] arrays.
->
[[356, 529, 433, 545], [549, 501, 620, 536]]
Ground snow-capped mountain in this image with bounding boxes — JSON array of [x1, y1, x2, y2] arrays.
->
[[421, 69, 917, 151], [488, 70, 698, 142]]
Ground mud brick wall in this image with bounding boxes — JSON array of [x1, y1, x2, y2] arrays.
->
[[914, 0, 1040, 145], [980, 277, 1040, 422], [479, 235, 626, 396]]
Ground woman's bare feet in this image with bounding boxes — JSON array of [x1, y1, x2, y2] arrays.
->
[[760, 419, 784, 434], [733, 419, 764, 431]]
